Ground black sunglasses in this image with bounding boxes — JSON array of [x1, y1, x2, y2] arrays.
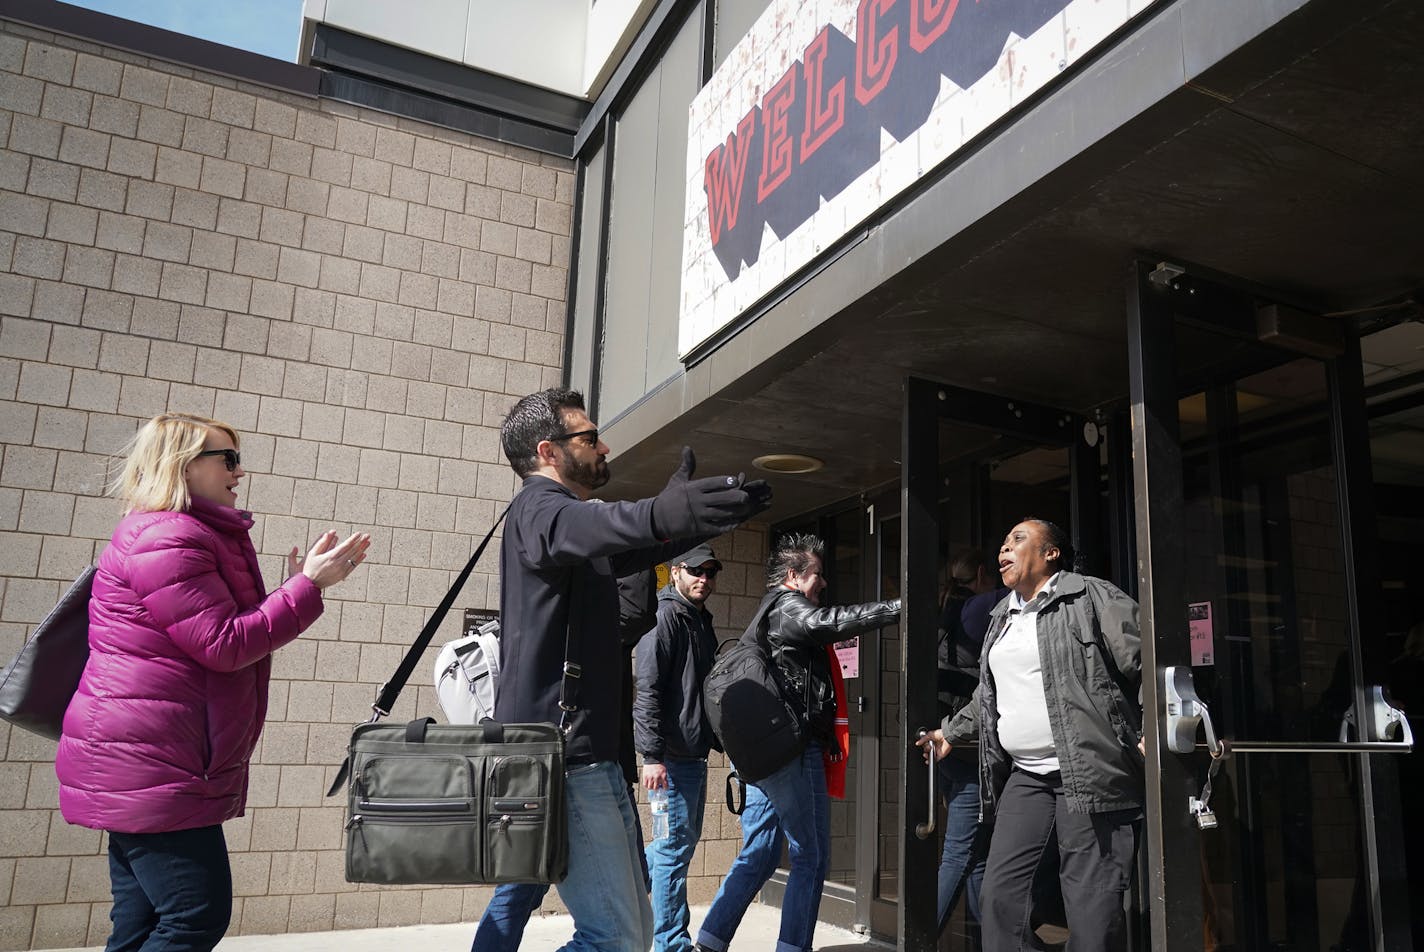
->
[[550, 428, 599, 447], [680, 564, 720, 578], [195, 448, 241, 472]]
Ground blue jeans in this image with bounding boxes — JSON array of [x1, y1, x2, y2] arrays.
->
[[473, 781, 648, 952], [472, 883, 548, 952], [696, 779, 783, 952], [557, 761, 654, 952], [106, 824, 231, 952], [699, 745, 828, 952], [645, 758, 708, 952], [936, 755, 987, 933]]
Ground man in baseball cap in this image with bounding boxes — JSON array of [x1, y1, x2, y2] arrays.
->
[[634, 542, 724, 952]]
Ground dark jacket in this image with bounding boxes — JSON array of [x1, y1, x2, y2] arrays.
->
[[937, 587, 1008, 761], [937, 596, 979, 715], [764, 588, 902, 747], [618, 569, 658, 786], [943, 572, 1143, 817], [494, 477, 696, 765], [633, 585, 721, 762], [938, 587, 1010, 709]]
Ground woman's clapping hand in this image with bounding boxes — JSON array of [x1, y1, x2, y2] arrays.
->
[[287, 530, 372, 590]]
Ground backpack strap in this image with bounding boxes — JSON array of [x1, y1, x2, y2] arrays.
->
[[739, 590, 780, 650], [725, 770, 747, 816], [742, 589, 814, 720]]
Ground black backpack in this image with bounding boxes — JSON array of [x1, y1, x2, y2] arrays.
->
[[703, 591, 807, 784]]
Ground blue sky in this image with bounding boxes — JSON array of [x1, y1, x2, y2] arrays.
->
[[65, 0, 305, 61]]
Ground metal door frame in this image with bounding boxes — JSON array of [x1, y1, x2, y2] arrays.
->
[[897, 376, 1103, 950]]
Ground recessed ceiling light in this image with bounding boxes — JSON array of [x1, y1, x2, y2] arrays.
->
[[752, 453, 824, 474]]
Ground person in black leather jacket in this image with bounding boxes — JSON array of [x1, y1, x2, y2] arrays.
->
[[696, 533, 900, 952]]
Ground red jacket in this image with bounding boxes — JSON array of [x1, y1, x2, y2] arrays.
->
[[56, 497, 323, 833]]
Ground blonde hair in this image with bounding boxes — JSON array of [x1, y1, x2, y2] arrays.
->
[[110, 413, 240, 514]]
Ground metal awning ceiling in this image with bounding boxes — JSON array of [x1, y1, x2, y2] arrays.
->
[[597, 0, 1424, 521]]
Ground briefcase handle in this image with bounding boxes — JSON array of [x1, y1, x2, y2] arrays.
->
[[402, 716, 505, 745]]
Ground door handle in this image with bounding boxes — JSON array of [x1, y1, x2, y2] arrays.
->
[[915, 728, 936, 839], [1164, 666, 1223, 755], [1165, 666, 1414, 755], [1163, 666, 1413, 830], [1339, 685, 1415, 747]]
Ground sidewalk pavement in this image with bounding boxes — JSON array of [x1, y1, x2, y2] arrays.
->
[[50, 902, 880, 952]]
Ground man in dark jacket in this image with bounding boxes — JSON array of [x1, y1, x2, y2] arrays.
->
[[489, 388, 770, 952], [634, 543, 723, 952]]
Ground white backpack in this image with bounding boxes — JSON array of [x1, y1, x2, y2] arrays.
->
[[434, 619, 501, 724]]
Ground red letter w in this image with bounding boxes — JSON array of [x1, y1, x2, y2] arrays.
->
[[704, 110, 759, 247]]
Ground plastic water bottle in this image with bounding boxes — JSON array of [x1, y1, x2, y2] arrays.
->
[[649, 787, 669, 840]]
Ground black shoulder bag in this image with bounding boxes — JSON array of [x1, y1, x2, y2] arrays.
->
[[0, 565, 96, 740]]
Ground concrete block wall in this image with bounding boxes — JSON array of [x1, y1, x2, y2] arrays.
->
[[0, 17, 782, 950], [0, 15, 581, 949]]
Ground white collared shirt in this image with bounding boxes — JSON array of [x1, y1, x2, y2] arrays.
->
[[988, 573, 1061, 774]]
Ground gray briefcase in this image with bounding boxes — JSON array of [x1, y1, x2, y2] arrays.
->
[[337, 716, 567, 885], [325, 508, 568, 885]]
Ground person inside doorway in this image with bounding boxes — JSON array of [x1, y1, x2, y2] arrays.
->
[[935, 547, 1007, 938], [697, 533, 900, 952], [919, 518, 1144, 952]]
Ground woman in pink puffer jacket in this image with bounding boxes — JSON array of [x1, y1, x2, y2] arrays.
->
[[55, 412, 370, 952]]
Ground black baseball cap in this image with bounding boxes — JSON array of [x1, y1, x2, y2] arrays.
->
[[673, 543, 722, 570]]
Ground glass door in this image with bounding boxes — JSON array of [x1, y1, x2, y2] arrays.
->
[[1180, 357, 1383, 951], [824, 506, 867, 898], [1127, 262, 1414, 951]]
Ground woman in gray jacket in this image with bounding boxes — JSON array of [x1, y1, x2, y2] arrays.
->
[[918, 518, 1143, 952]]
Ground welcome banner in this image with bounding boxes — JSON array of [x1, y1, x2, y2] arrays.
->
[[679, 0, 1154, 357]]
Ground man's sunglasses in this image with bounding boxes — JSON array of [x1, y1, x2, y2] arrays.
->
[[680, 564, 720, 578], [195, 448, 242, 472], [550, 428, 599, 447]]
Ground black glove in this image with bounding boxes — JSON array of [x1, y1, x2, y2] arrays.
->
[[650, 447, 774, 538], [742, 477, 773, 515]]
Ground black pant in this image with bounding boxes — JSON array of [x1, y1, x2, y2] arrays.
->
[[981, 769, 1140, 952]]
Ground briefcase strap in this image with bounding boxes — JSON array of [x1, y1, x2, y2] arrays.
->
[[371, 507, 508, 719]]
